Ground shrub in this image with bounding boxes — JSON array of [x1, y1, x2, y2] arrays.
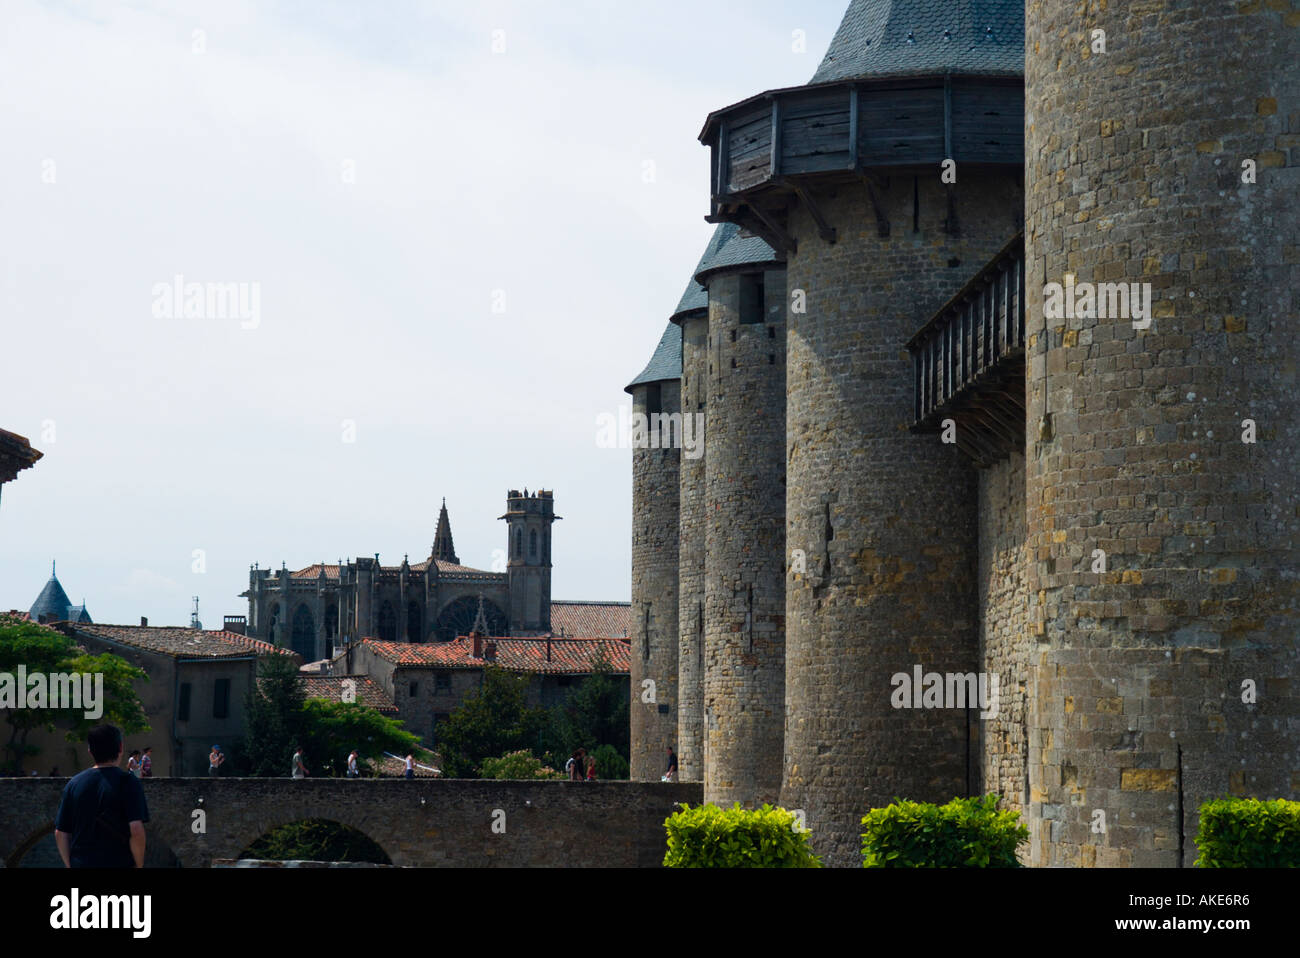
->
[[1194, 798, 1300, 867], [861, 794, 1027, 867], [664, 803, 821, 868], [480, 749, 564, 780], [590, 743, 629, 780]]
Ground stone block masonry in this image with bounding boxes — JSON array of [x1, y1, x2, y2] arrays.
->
[[1025, 0, 1300, 866], [676, 311, 709, 782], [0, 779, 702, 868]]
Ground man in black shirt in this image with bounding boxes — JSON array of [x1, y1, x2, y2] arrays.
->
[[54, 724, 149, 868]]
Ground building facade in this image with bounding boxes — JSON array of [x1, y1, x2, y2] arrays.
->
[[627, 0, 1300, 867]]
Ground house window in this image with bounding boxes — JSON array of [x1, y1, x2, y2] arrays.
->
[[435, 672, 451, 692], [739, 273, 765, 324], [213, 679, 230, 719], [409, 681, 418, 698], [178, 683, 192, 722]]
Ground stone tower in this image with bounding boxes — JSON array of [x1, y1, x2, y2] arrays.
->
[[1024, 2, 1300, 866], [501, 489, 558, 631], [700, 0, 1026, 864], [671, 270, 709, 783], [626, 322, 682, 780], [696, 224, 787, 808]]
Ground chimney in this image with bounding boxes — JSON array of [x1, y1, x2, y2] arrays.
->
[[140, 616, 148, 627], [484, 640, 497, 661], [472, 632, 482, 658]]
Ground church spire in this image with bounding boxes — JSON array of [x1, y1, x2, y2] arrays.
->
[[432, 498, 459, 564]]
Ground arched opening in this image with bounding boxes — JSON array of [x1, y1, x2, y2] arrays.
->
[[378, 601, 397, 643], [291, 605, 315, 660], [6, 823, 180, 868], [433, 596, 507, 643], [238, 819, 391, 865], [406, 601, 421, 643]]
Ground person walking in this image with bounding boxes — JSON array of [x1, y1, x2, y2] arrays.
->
[[347, 750, 359, 778], [404, 753, 414, 780], [140, 747, 153, 778], [292, 746, 309, 779], [663, 746, 678, 782], [126, 750, 141, 778], [209, 745, 225, 777], [585, 755, 597, 781], [53, 724, 149, 869]]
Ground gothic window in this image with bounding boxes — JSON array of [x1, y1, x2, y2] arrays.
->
[[407, 601, 422, 643], [529, 530, 538, 557], [378, 601, 397, 643], [291, 605, 315, 660], [325, 604, 338, 640], [515, 529, 522, 558], [432, 595, 507, 643]]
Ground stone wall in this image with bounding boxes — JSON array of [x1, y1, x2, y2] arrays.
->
[[781, 176, 1024, 867], [0, 779, 700, 868], [1025, 1, 1300, 867], [675, 309, 709, 782], [978, 451, 1030, 817], [630, 380, 681, 780], [702, 268, 787, 808]]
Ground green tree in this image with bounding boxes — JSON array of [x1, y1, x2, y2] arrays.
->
[[0, 615, 149, 774], [240, 653, 305, 776], [480, 748, 564, 780], [298, 698, 420, 777], [538, 652, 630, 768], [436, 666, 548, 778]]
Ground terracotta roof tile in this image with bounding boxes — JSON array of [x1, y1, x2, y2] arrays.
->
[[69, 624, 297, 660], [360, 636, 630, 675], [290, 559, 500, 580], [297, 674, 398, 713], [547, 601, 632, 639]]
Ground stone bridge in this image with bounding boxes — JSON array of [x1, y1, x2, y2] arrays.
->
[[0, 778, 701, 868]]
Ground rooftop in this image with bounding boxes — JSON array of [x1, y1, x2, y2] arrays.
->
[[359, 635, 631, 675], [693, 222, 780, 285], [295, 674, 398, 713], [625, 323, 682, 392], [68, 624, 297, 660]]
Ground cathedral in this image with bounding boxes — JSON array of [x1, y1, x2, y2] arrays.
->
[[244, 490, 560, 661]]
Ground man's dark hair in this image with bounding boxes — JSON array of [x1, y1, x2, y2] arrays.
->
[[87, 725, 123, 763]]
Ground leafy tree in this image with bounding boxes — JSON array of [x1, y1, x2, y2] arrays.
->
[[0, 615, 149, 774], [589, 743, 629, 780], [298, 698, 419, 777], [436, 666, 548, 778], [240, 653, 306, 776], [538, 652, 630, 768]]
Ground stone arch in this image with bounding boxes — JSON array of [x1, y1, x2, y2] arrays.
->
[[4, 821, 180, 868], [433, 595, 507, 642], [236, 817, 393, 865], [378, 601, 397, 643], [290, 604, 315, 660], [5, 821, 54, 869]]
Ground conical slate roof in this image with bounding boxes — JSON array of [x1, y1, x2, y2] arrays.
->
[[625, 323, 682, 392], [432, 499, 459, 565], [29, 563, 89, 624], [671, 277, 707, 320], [811, 0, 1023, 83], [692, 222, 780, 285]]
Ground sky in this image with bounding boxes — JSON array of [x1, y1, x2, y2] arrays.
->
[[0, 0, 850, 626]]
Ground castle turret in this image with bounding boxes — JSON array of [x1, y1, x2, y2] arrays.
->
[[1024, 2, 1300, 866], [626, 322, 683, 780], [500, 489, 559, 631], [671, 272, 709, 783], [700, 0, 1026, 863], [694, 224, 787, 808]]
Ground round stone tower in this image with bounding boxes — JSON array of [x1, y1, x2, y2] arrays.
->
[[671, 270, 708, 783], [626, 322, 682, 780], [700, 0, 1026, 864], [696, 223, 787, 808], [1025, 3, 1300, 866]]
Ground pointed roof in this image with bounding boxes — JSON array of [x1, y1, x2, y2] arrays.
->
[[432, 499, 459, 564], [810, 0, 1023, 84], [29, 562, 90, 624], [692, 222, 780, 286], [625, 323, 682, 393], [672, 277, 708, 320]]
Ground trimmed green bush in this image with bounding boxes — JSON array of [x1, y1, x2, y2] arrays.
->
[[861, 794, 1027, 867], [664, 803, 821, 868], [479, 749, 564, 780], [1194, 798, 1300, 867]]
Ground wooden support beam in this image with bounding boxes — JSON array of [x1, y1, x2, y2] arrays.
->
[[859, 174, 891, 238], [785, 181, 836, 244], [746, 203, 798, 254]]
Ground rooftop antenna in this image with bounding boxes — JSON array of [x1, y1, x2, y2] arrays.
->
[[190, 596, 203, 631]]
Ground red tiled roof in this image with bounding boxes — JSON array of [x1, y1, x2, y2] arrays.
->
[[3, 610, 32, 622], [360, 636, 630, 675], [546, 601, 631, 639], [70, 624, 298, 660], [296, 675, 398, 713]]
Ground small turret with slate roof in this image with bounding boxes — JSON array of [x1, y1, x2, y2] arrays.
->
[[29, 561, 92, 625]]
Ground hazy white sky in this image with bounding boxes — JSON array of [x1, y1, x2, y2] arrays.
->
[[1, 0, 848, 626]]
